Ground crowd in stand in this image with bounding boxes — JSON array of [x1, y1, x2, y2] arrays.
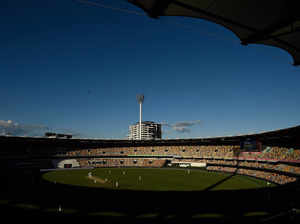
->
[[262, 146, 300, 161], [172, 158, 300, 175], [78, 158, 166, 168], [63, 145, 300, 162], [65, 145, 236, 157], [207, 166, 297, 184]]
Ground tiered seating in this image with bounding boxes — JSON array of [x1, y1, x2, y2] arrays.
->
[[82, 158, 166, 168], [207, 166, 297, 184], [260, 147, 300, 161], [2, 138, 297, 185]]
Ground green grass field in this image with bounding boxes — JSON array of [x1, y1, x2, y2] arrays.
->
[[42, 168, 275, 191]]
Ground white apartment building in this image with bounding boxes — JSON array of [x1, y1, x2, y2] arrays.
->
[[128, 121, 162, 140]]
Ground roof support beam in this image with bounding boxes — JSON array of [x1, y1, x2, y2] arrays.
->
[[270, 27, 300, 39], [241, 19, 298, 45]]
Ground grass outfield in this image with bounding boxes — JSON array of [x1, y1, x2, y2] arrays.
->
[[42, 168, 275, 191]]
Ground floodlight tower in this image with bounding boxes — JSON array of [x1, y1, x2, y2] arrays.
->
[[136, 94, 144, 140]]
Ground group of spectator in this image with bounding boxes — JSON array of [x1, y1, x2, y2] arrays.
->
[[79, 158, 166, 168], [62, 145, 300, 163], [261, 147, 300, 161], [207, 166, 297, 184], [64, 145, 240, 158], [168, 158, 300, 176]]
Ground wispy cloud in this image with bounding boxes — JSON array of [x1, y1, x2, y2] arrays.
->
[[0, 120, 49, 136], [0, 120, 84, 138], [161, 120, 201, 133]]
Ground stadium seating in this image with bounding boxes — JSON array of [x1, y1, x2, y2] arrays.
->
[[0, 134, 299, 186]]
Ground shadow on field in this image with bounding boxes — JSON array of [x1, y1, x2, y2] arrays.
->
[[203, 148, 242, 191], [203, 173, 236, 191], [0, 168, 299, 224]]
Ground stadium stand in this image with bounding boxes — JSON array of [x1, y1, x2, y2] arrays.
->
[[0, 125, 300, 222], [1, 135, 299, 185]]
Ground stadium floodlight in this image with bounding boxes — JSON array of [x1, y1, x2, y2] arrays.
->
[[136, 94, 144, 140], [136, 94, 144, 104]]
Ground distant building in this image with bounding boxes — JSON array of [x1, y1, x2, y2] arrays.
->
[[45, 132, 72, 139], [128, 121, 161, 140]]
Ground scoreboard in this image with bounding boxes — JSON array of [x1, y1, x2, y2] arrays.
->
[[240, 139, 262, 151]]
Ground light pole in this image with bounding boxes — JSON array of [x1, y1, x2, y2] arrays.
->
[[136, 94, 144, 140]]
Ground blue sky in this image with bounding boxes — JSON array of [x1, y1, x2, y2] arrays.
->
[[1, 0, 300, 139]]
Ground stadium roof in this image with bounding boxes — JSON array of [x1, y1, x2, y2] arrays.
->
[[127, 0, 300, 66]]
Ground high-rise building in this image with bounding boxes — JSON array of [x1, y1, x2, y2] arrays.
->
[[129, 94, 161, 140], [128, 121, 161, 140]]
